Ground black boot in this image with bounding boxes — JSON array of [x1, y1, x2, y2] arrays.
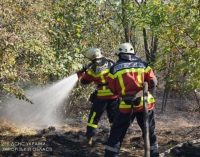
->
[[104, 150, 119, 157]]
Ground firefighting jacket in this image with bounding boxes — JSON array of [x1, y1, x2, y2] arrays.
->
[[77, 57, 118, 100], [106, 55, 157, 113]]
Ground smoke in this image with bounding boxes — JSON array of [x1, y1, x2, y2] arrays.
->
[[0, 74, 78, 128]]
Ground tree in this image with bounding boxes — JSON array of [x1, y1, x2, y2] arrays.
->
[[0, 0, 57, 100], [1, 0, 199, 109], [48, 0, 122, 71]]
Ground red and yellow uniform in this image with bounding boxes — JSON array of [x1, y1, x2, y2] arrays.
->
[[105, 55, 159, 157], [77, 59, 118, 100], [106, 57, 157, 113], [77, 57, 118, 142]]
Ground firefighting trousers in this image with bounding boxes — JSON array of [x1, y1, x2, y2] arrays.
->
[[86, 98, 118, 138], [104, 110, 158, 157]]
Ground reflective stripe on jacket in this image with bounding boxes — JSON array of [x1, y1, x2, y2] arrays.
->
[[119, 93, 155, 113], [80, 58, 118, 99], [106, 56, 157, 112]]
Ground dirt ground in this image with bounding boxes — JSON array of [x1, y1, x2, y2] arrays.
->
[[0, 110, 199, 157]]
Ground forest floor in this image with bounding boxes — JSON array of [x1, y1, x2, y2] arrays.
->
[[0, 109, 200, 157]]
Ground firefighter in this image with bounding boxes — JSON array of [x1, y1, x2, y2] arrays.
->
[[77, 48, 119, 145], [104, 43, 159, 157]]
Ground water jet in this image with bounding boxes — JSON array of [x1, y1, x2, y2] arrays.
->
[[1, 74, 78, 128]]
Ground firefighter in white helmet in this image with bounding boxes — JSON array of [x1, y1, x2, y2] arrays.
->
[[77, 48, 119, 145], [85, 48, 103, 60], [104, 43, 159, 157]]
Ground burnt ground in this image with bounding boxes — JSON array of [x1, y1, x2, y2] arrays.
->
[[0, 110, 200, 157]]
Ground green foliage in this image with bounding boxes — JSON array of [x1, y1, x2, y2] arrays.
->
[[48, 0, 121, 70], [116, 0, 200, 92], [152, 0, 200, 91], [0, 0, 57, 100], [0, 0, 199, 100]]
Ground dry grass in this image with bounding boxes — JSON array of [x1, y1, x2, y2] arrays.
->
[[0, 119, 36, 136]]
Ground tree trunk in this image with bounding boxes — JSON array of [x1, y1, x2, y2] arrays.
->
[[122, 0, 131, 42], [194, 90, 200, 112], [143, 28, 158, 64], [143, 28, 150, 62], [161, 83, 170, 113], [150, 34, 158, 62]]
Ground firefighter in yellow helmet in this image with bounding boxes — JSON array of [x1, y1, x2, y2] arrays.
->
[[77, 48, 119, 145], [104, 43, 159, 157]]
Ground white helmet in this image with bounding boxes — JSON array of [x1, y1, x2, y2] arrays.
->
[[116, 43, 135, 55], [85, 48, 103, 60]]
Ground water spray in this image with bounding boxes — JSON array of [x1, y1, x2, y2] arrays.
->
[[1, 74, 78, 128]]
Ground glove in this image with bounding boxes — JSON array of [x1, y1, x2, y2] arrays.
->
[[77, 65, 87, 78], [80, 66, 87, 73]]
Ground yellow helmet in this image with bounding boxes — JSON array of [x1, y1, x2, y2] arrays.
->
[[116, 43, 135, 55], [85, 48, 103, 60]]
